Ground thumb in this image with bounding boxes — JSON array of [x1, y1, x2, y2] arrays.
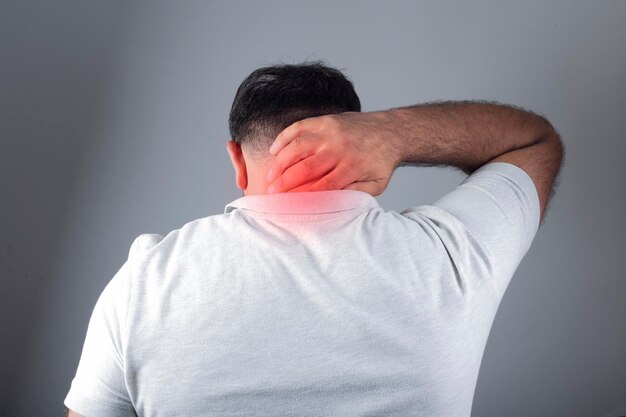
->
[[342, 181, 384, 196]]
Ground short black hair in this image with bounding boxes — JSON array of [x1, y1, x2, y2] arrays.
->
[[228, 60, 361, 157]]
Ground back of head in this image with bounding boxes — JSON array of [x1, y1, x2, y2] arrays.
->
[[228, 60, 361, 159]]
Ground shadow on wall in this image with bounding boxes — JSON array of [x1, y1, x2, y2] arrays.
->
[[602, 403, 626, 417], [1, 2, 133, 416]]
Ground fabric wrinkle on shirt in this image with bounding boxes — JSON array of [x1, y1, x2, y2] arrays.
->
[[64, 162, 541, 417]]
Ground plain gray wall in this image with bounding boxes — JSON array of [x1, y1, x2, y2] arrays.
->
[[2, 1, 625, 416]]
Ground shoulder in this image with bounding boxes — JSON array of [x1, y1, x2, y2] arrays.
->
[[127, 214, 226, 259], [130, 233, 165, 255]]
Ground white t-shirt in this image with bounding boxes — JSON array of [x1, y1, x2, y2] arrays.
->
[[64, 162, 540, 417]]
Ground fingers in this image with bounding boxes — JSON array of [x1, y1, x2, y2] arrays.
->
[[285, 178, 327, 193], [269, 118, 320, 156], [267, 153, 336, 194], [304, 168, 353, 192], [266, 135, 317, 183]]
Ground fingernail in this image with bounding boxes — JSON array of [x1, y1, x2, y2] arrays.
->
[[267, 184, 276, 193]]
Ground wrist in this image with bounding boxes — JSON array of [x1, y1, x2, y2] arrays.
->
[[367, 109, 406, 168]]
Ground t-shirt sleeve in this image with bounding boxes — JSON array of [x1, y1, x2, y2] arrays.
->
[[399, 162, 541, 297], [63, 237, 145, 417]]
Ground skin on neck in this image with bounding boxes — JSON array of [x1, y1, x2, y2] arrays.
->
[[226, 140, 276, 196], [225, 139, 370, 196]]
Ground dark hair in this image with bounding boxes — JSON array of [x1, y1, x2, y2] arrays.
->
[[228, 60, 361, 157]]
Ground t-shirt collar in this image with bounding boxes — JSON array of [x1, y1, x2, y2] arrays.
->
[[224, 190, 380, 215]]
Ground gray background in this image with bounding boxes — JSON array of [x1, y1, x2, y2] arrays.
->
[[2, 1, 625, 416]]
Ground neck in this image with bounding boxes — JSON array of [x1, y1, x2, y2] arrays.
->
[[243, 163, 272, 195]]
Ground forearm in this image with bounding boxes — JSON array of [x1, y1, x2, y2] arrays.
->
[[376, 100, 558, 174]]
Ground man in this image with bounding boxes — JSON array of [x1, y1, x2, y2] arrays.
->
[[64, 61, 564, 417]]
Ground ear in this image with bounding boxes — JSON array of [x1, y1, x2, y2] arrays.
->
[[226, 140, 248, 191]]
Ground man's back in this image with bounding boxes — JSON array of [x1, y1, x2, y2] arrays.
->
[[64, 161, 540, 417]]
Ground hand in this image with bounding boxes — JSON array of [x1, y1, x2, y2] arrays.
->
[[265, 111, 401, 196]]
